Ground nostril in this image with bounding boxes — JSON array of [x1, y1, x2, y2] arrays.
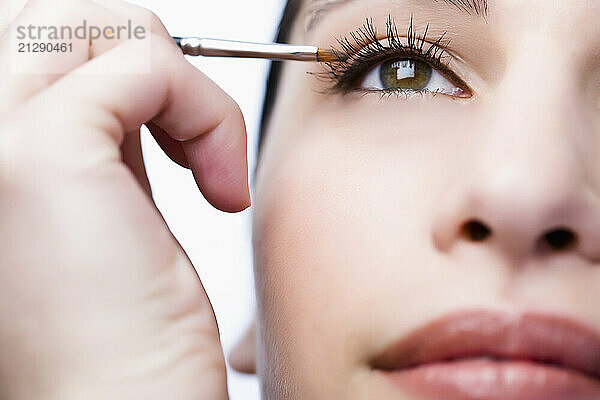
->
[[543, 228, 577, 251], [462, 220, 492, 242]]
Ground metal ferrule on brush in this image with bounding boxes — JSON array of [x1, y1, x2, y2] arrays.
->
[[176, 37, 320, 61], [176, 37, 318, 61]]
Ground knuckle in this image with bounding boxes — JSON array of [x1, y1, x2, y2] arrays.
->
[[145, 9, 165, 31], [228, 104, 245, 131], [224, 97, 244, 125], [126, 4, 168, 37], [148, 32, 182, 63], [232, 101, 244, 118]]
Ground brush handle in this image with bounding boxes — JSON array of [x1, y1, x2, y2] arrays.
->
[[172, 36, 319, 61]]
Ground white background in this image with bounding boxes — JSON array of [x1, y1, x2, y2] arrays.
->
[[128, 0, 285, 399]]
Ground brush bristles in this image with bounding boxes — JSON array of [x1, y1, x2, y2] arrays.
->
[[316, 49, 338, 63]]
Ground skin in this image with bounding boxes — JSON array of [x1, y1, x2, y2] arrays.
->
[[2, 0, 600, 399], [251, 0, 600, 398], [0, 0, 248, 398]]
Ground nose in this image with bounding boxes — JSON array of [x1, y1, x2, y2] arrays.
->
[[431, 62, 600, 264], [432, 164, 600, 263]]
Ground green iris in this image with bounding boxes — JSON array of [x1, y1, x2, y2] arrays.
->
[[379, 58, 432, 90]]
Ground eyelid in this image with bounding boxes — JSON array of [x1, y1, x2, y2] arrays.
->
[[339, 37, 471, 94], [315, 16, 476, 97], [340, 36, 447, 59]]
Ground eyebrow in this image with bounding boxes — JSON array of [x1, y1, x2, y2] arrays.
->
[[306, 0, 489, 32]]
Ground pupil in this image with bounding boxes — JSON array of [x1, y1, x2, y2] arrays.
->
[[380, 58, 432, 90]]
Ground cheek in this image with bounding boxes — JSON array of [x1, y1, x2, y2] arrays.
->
[[252, 136, 380, 396], [251, 97, 488, 396], [252, 116, 454, 372]]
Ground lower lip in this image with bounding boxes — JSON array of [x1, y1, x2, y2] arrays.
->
[[381, 359, 600, 400]]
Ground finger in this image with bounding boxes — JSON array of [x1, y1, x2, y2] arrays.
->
[[79, 0, 189, 175], [147, 122, 189, 169], [92, 0, 174, 43], [0, 0, 176, 114], [94, 2, 250, 208], [0, 0, 118, 112], [18, 33, 250, 212], [0, 0, 26, 37], [120, 127, 153, 196], [0, 0, 190, 184]]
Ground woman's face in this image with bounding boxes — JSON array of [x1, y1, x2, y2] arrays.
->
[[252, 0, 600, 398]]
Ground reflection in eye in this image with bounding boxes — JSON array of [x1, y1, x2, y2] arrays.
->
[[361, 58, 467, 97]]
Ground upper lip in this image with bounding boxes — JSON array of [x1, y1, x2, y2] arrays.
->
[[371, 309, 600, 380]]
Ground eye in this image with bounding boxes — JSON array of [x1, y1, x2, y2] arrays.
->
[[360, 57, 469, 98]]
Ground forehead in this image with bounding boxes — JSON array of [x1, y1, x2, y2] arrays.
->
[[303, 0, 489, 31], [300, 0, 600, 35]]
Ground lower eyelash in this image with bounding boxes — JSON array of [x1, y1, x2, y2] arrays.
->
[[364, 87, 445, 100], [315, 15, 455, 95]]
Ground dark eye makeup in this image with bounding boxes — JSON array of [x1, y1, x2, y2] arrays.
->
[[317, 15, 473, 99]]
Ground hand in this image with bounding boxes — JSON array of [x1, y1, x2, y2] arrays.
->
[[0, 1, 249, 399]]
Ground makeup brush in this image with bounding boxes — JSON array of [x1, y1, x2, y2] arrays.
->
[[172, 37, 338, 62]]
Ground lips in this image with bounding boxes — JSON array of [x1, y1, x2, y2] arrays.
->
[[372, 310, 600, 400]]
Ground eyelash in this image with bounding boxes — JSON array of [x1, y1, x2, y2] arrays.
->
[[318, 15, 470, 97]]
